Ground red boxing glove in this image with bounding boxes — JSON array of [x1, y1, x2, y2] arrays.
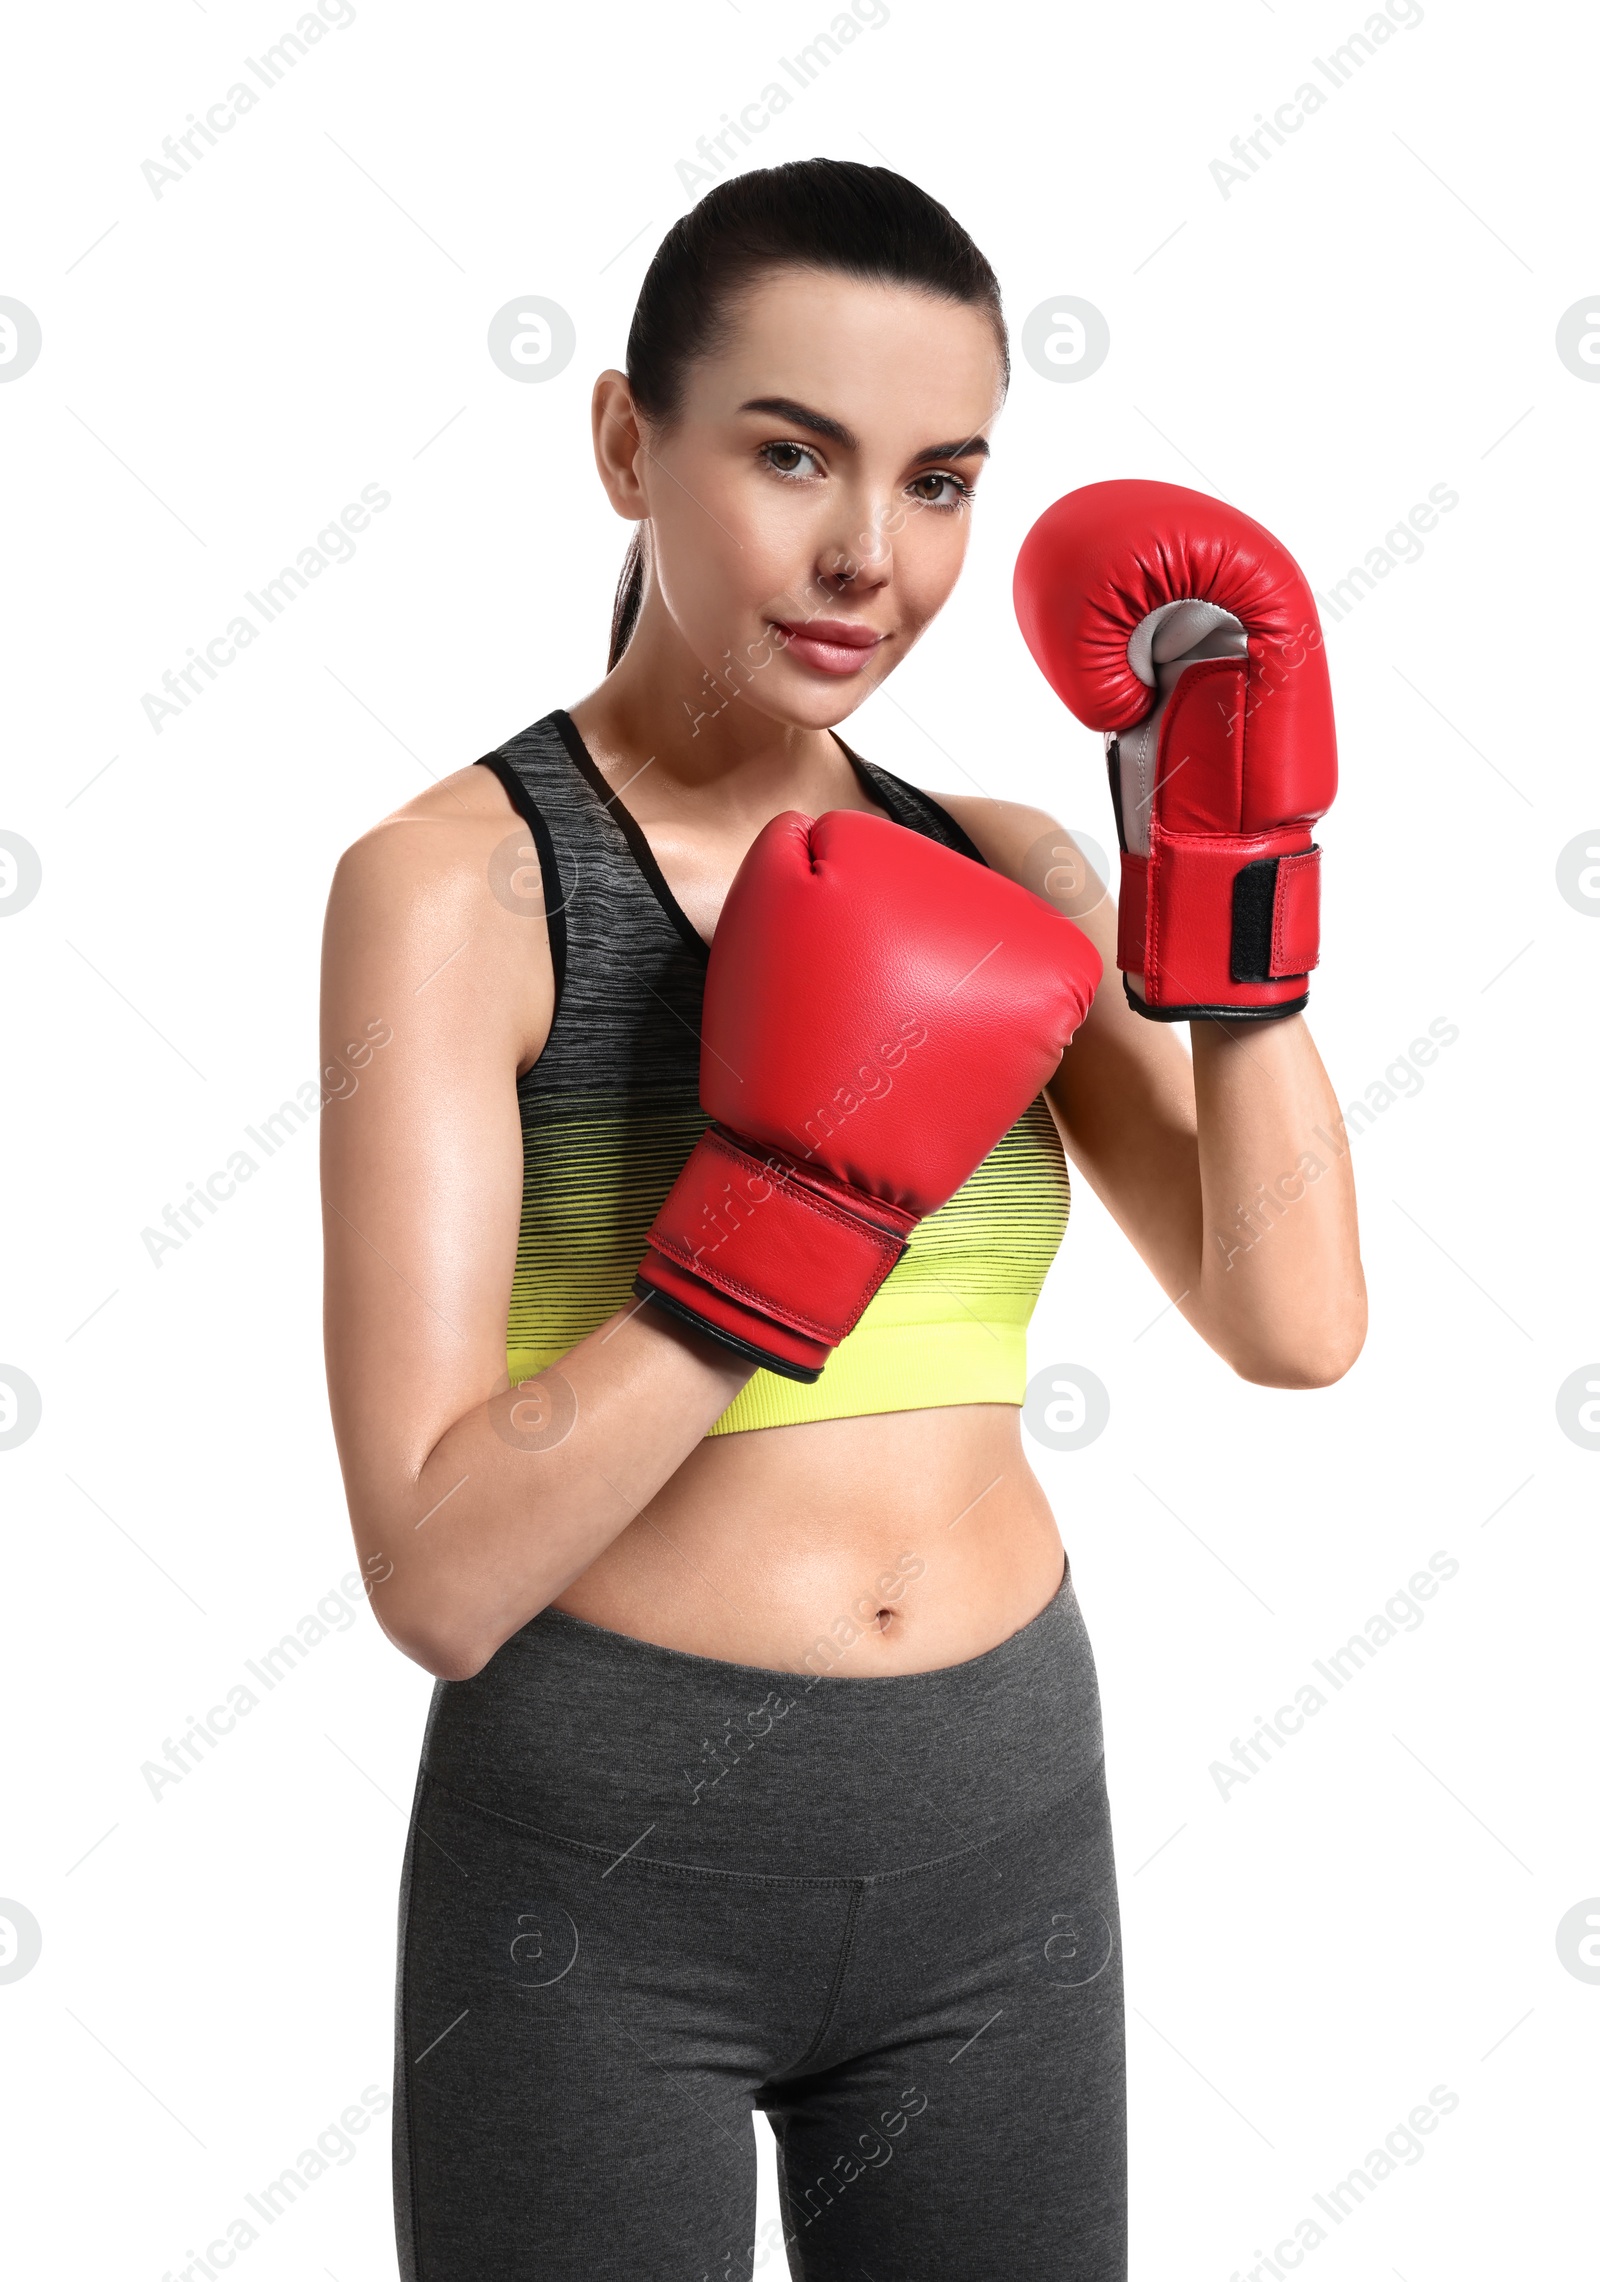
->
[[1013, 478, 1336, 1022], [635, 809, 1102, 1381]]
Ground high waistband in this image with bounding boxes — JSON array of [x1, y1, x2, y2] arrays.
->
[[418, 1558, 1104, 1881]]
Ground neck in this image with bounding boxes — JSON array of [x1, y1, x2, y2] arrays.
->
[[572, 597, 863, 823]]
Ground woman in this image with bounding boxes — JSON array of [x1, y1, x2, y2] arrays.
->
[[321, 159, 1365, 2281]]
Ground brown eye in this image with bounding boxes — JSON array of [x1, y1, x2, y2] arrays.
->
[[908, 470, 971, 511], [761, 440, 821, 479]]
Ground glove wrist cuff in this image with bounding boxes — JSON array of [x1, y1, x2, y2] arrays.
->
[[1118, 831, 1321, 1016], [636, 1127, 914, 1380]]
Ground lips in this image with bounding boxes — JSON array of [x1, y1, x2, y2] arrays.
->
[[770, 618, 887, 677]]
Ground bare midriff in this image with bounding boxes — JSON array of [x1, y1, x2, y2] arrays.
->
[[548, 1401, 1066, 1677]]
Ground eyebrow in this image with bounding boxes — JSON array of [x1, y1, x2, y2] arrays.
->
[[737, 396, 990, 467]]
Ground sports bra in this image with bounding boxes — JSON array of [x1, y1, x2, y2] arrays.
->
[[476, 709, 1072, 1436]]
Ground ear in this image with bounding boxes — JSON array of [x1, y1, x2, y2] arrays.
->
[[591, 370, 650, 521]]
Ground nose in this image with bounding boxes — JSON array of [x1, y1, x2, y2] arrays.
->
[[815, 488, 895, 597]]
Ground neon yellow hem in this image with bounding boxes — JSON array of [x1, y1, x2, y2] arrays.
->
[[708, 1313, 1027, 1434], [508, 1304, 1030, 1437]]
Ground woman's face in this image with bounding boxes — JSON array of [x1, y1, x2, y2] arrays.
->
[[628, 268, 1005, 727]]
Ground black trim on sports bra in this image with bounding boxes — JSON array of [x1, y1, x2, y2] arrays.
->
[[829, 732, 992, 869], [483, 706, 996, 1001], [549, 709, 712, 963], [475, 749, 569, 1011]]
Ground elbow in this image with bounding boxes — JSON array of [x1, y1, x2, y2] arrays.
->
[[411, 1632, 490, 1684], [347, 1508, 500, 1681], [1229, 1308, 1368, 1391], [347, 1495, 563, 1683], [385, 1589, 532, 1682], [1233, 1347, 1360, 1392], [399, 1608, 499, 1683], [1203, 1281, 1368, 1390], [365, 1586, 493, 1684]]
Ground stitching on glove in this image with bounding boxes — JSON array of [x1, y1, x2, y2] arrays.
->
[[646, 1229, 903, 1341]]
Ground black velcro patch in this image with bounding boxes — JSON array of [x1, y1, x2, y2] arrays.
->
[[1231, 857, 1281, 982]]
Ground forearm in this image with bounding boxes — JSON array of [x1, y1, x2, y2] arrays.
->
[[352, 1306, 754, 1679], [1183, 1015, 1366, 1385]]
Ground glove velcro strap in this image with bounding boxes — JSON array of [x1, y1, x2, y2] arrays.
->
[[1231, 844, 1321, 981], [640, 1127, 914, 1352], [1121, 831, 1320, 1014], [1273, 847, 1320, 979]]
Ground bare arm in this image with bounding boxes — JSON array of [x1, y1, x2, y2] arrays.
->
[[939, 795, 1367, 1387], [319, 778, 752, 1682]]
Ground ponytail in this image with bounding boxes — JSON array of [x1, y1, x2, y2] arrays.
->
[[608, 531, 644, 672]]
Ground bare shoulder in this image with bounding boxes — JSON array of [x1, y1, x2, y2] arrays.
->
[[322, 762, 552, 1067], [329, 762, 523, 911], [931, 791, 1080, 885], [930, 792, 1113, 950]]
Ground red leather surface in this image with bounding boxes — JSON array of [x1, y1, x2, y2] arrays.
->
[[1116, 852, 1148, 976], [1154, 657, 1247, 833], [1012, 478, 1337, 1005], [644, 1127, 911, 1343], [634, 1248, 833, 1375], [1142, 826, 1313, 1008], [639, 809, 1104, 1366], [1012, 478, 1336, 835], [1271, 847, 1322, 978], [699, 809, 1102, 1213]]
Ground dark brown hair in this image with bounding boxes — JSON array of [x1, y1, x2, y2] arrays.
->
[[607, 158, 1008, 670]]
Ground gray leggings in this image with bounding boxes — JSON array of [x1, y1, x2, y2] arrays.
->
[[393, 1555, 1125, 2280]]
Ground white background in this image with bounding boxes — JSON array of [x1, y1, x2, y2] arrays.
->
[[2, 0, 1595, 2276]]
